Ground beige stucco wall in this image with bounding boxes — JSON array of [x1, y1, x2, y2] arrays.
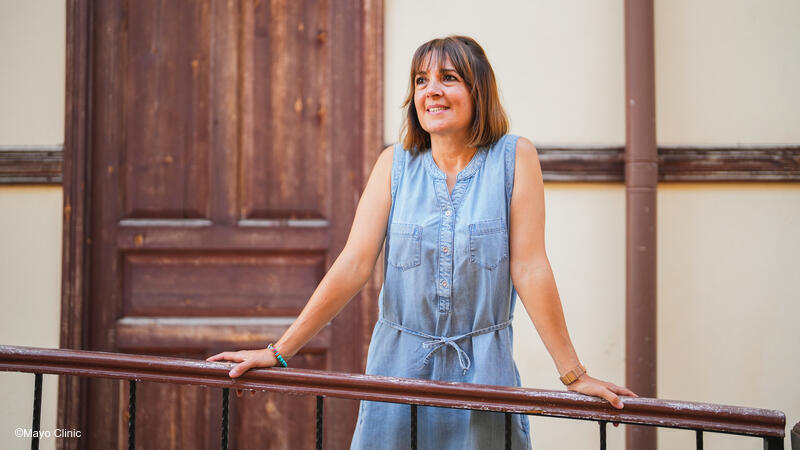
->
[[0, 1, 65, 144], [0, 1, 65, 449], [386, 1, 800, 449], [655, 0, 800, 145], [657, 183, 800, 449], [0, 187, 62, 450]]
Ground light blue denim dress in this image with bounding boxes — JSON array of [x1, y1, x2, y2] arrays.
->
[[350, 134, 532, 450]]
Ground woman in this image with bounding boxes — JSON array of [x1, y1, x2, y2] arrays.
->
[[208, 35, 636, 449]]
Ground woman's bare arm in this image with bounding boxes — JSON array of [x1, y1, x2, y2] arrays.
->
[[207, 145, 395, 377], [508, 137, 636, 409]]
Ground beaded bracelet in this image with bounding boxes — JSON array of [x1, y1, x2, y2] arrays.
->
[[267, 343, 288, 368]]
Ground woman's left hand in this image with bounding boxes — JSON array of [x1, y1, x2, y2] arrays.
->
[[567, 374, 638, 409]]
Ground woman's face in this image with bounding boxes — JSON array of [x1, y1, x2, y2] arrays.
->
[[413, 55, 474, 140]]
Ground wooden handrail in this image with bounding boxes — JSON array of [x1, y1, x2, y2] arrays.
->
[[0, 345, 785, 439]]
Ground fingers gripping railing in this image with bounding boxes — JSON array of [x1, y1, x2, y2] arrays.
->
[[1, 345, 787, 449]]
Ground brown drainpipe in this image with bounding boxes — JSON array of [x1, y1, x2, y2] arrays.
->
[[625, 0, 658, 449]]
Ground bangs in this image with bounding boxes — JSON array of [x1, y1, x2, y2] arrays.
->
[[410, 40, 475, 88]]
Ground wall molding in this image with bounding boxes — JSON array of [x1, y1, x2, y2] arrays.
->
[[657, 146, 800, 181], [3, 144, 798, 185], [536, 146, 624, 182], [0, 146, 64, 184], [536, 145, 800, 182]]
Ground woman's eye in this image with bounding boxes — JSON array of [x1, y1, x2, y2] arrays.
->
[[415, 77, 426, 85], [444, 74, 457, 81]]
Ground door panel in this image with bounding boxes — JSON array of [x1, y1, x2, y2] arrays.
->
[[123, 0, 211, 219], [121, 252, 326, 316], [244, 0, 331, 220]]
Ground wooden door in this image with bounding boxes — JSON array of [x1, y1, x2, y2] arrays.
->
[[78, 0, 381, 448]]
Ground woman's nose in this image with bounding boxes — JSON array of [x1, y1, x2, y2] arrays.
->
[[426, 82, 442, 97]]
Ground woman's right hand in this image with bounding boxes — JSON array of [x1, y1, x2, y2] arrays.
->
[[206, 349, 278, 378]]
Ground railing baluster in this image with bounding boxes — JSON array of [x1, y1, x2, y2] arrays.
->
[[31, 373, 42, 450], [695, 429, 703, 449], [505, 413, 512, 450], [221, 388, 229, 450], [410, 404, 417, 450], [128, 380, 136, 450], [316, 396, 323, 450], [599, 420, 607, 450], [763, 436, 784, 450]]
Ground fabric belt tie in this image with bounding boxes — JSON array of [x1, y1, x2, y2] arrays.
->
[[379, 318, 513, 375]]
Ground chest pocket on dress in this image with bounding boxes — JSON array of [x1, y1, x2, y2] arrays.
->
[[469, 218, 509, 270], [387, 222, 422, 271]]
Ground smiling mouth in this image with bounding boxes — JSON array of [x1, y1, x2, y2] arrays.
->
[[427, 106, 449, 113]]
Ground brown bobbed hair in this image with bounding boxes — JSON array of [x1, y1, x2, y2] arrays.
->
[[401, 35, 509, 154]]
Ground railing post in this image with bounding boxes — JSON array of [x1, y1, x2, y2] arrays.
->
[[599, 421, 607, 450], [221, 388, 229, 450], [764, 436, 784, 450], [316, 396, 323, 450], [128, 380, 136, 450], [505, 413, 511, 450], [410, 404, 417, 450], [31, 373, 42, 450]]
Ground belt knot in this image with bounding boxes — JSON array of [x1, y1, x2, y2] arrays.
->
[[378, 318, 513, 376], [422, 337, 471, 375]]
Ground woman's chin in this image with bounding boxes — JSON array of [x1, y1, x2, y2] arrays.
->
[[422, 124, 464, 136]]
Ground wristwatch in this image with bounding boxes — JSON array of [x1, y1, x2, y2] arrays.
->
[[559, 364, 587, 386]]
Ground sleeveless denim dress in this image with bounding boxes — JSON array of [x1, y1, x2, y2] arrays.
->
[[350, 134, 531, 450]]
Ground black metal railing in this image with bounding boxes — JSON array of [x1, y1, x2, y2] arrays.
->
[[0, 345, 789, 449]]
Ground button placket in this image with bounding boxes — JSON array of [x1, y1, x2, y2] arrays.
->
[[438, 296, 450, 313], [433, 179, 455, 308], [423, 149, 487, 313]]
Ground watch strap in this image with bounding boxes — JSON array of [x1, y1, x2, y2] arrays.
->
[[560, 364, 587, 385]]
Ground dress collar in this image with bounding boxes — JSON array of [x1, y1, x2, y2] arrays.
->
[[422, 146, 488, 181]]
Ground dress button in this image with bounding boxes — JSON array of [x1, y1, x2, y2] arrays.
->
[[441, 280, 448, 287], [444, 210, 452, 217], [442, 246, 449, 253]]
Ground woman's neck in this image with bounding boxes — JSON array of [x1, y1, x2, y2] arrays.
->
[[430, 133, 476, 174]]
